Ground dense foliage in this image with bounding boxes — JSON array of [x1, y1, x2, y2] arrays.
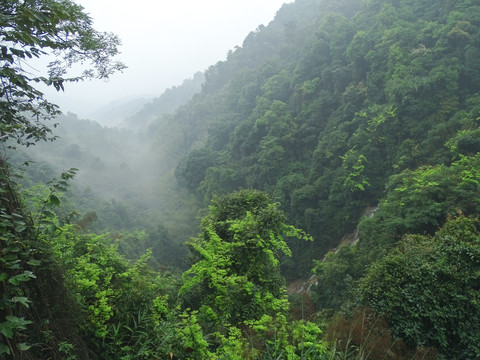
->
[[169, 0, 480, 274], [360, 216, 480, 358], [180, 190, 310, 325], [2, 0, 480, 358]]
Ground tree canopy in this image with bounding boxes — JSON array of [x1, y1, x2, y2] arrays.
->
[[360, 216, 480, 357], [0, 0, 125, 146], [180, 189, 311, 325], [3, 0, 480, 358]]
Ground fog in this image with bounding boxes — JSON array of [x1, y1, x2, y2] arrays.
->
[[19, 0, 292, 256], [44, 0, 290, 120]]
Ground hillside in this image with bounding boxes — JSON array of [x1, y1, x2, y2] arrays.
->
[[158, 0, 480, 275], [124, 71, 205, 130], [2, 0, 480, 358]]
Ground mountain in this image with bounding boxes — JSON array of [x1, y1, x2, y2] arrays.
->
[[123, 71, 205, 130], [165, 0, 480, 273], [3, 0, 480, 357], [87, 97, 152, 127]]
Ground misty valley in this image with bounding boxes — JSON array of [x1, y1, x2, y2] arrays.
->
[[2, 0, 480, 359]]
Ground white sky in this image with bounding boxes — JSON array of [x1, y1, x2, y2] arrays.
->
[[44, 0, 289, 117]]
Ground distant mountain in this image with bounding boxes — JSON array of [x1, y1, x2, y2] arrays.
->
[[88, 96, 152, 127], [123, 71, 205, 130], [85, 72, 205, 128]]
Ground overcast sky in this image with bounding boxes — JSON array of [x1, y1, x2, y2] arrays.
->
[[44, 0, 289, 118]]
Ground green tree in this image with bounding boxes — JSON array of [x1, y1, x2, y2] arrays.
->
[[0, 0, 124, 356], [177, 190, 332, 359], [175, 148, 218, 191], [360, 153, 480, 246], [45, 224, 184, 359], [179, 189, 311, 326], [0, 159, 36, 357], [0, 0, 125, 147], [359, 216, 480, 358]]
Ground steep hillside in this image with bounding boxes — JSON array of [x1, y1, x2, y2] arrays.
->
[[163, 0, 480, 275], [3, 0, 480, 358]]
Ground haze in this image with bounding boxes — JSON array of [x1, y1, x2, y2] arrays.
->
[[45, 0, 289, 119]]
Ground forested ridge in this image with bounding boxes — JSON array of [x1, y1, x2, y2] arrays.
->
[[2, 0, 480, 358]]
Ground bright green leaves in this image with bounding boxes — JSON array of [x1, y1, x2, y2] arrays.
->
[[369, 154, 480, 240], [176, 189, 326, 359], [180, 189, 311, 327], [341, 147, 370, 192], [43, 223, 185, 358], [152, 295, 170, 321], [50, 230, 116, 337], [44, 226, 130, 339], [212, 326, 247, 359], [177, 310, 212, 359], [180, 227, 249, 317], [291, 320, 327, 355]]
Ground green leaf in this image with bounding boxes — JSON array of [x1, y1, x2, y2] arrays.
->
[[0, 273, 8, 281], [0, 323, 14, 338], [8, 271, 36, 285], [8, 277, 20, 286], [4, 254, 19, 261], [49, 194, 60, 206], [12, 297, 31, 308], [5, 246, 20, 253], [45, 223, 58, 234], [5, 316, 33, 328], [18, 343, 31, 351], [15, 225, 27, 233], [9, 48, 25, 58], [0, 343, 11, 355], [27, 259, 41, 266], [6, 262, 21, 270]]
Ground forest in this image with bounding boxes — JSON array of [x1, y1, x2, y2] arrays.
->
[[1, 0, 480, 358]]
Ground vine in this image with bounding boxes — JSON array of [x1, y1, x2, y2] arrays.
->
[[0, 158, 77, 356]]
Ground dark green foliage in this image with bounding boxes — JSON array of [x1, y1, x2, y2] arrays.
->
[[361, 154, 480, 247], [0, 159, 36, 357], [315, 153, 480, 316], [313, 245, 362, 312], [171, 0, 480, 280], [360, 216, 480, 358], [0, 159, 90, 358], [175, 148, 218, 191]]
